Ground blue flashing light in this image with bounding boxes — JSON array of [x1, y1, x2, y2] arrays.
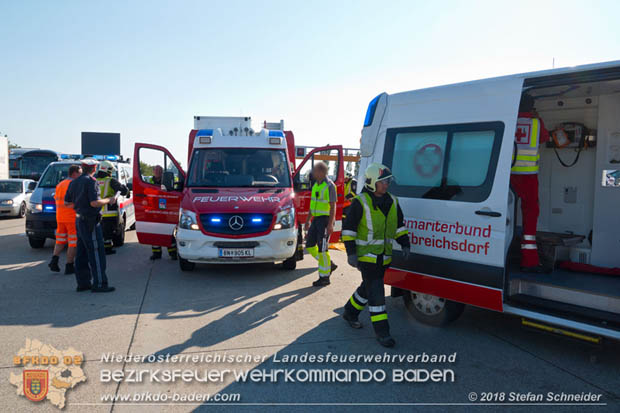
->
[[251, 218, 262, 223], [210, 217, 222, 223], [197, 129, 214, 137], [363, 94, 382, 127], [44, 205, 55, 212], [105, 155, 119, 161], [268, 130, 284, 137], [60, 154, 69, 159], [93, 155, 104, 160]]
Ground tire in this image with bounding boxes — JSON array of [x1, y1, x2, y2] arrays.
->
[[282, 256, 297, 270], [403, 290, 465, 326], [19, 202, 26, 218], [112, 218, 125, 247], [179, 256, 195, 271], [28, 237, 46, 249]]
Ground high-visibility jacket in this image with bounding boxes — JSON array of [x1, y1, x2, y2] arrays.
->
[[352, 192, 407, 265], [343, 179, 353, 208], [96, 176, 118, 218], [54, 178, 76, 223], [310, 180, 332, 217], [511, 117, 541, 175]]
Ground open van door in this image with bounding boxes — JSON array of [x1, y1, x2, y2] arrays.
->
[[133, 143, 185, 247], [376, 77, 524, 311], [293, 145, 344, 243]]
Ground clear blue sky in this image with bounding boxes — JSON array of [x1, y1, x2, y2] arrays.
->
[[1, 0, 619, 165]]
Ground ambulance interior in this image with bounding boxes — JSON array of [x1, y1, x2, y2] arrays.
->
[[505, 77, 620, 328]]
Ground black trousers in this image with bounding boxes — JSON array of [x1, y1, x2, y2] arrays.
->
[[344, 259, 390, 337], [151, 237, 177, 257]]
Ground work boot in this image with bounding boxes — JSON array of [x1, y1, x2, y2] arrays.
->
[[377, 335, 396, 348], [64, 263, 75, 275], [105, 248, 116, 255], [342, 313, 362, 329], [330, 262, 338, 274], [48, 256, 60, 272], [92, 285, 116, 293], [76, 284, 92, 292], [150, 253, 162, 260], [312, 276, 331, 287]]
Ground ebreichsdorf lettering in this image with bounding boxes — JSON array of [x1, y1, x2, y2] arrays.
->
[[193, 196, 281, 203]]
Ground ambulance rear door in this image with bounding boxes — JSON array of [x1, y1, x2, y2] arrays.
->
[[133, 143, 185, 246], [373, 77, 524, 311], [293, 145, 345, 243]]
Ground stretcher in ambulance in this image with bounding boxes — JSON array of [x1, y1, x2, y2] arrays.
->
[[360, 60, 620, 341], [133, 116, 344, 271]]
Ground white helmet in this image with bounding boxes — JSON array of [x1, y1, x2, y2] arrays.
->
[[364, 163, 393, 192], [99, 160, 116, 174]]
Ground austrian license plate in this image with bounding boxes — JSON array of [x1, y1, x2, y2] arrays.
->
[[218, 248, 254, 258]]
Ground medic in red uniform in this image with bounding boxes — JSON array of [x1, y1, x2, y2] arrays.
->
[[510, 94, 550, 272]]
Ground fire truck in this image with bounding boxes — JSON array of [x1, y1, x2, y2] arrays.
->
[[133, 116, 345, 271], [361, 60, 620, 342]]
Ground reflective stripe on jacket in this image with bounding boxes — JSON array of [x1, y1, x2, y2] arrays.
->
[[511, 117, 541, 175]]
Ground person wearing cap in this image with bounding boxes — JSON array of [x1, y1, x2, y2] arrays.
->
[[341, 163, 410, 348], [64, 158, 116, 293], [96, 160, 129, 255], [49, 164, 82, 274]]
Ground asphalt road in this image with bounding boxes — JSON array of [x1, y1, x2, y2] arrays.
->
[[1, 216, 618, 413]]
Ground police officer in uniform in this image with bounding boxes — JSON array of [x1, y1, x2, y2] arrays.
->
[[95, 160, 129, 255], [148, 165, 177, 260], [304, 161, 338, 287], [341, 163, 410, 347], [64, 158, 116, 293]]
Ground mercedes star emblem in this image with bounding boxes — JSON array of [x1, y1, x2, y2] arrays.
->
[[229, 215, 244, 231]]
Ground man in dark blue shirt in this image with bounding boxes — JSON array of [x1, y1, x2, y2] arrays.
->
[[65, 158, 117, 293]]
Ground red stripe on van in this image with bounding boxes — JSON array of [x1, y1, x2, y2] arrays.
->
[[385, 267, 503, 312]]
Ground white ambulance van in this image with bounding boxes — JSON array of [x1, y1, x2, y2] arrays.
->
[[361, 60, 620, 341]]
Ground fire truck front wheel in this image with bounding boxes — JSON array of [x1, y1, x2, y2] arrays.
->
[[403, 290, 465, 327], [179, 256, 195, 272]]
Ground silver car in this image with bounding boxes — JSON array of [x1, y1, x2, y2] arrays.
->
[[0, 179, 36, 218]]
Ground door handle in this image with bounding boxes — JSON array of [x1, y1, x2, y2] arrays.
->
[[475, 210, 501, 217]]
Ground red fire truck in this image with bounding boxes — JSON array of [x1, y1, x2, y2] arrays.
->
[[133, 116, 345, 271]]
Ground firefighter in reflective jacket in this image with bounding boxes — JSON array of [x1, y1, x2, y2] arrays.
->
[[96, 161, 129, 255], [148, 165, 177, 260], [342, 163, 410, 348], [342, 172, 357, 218], [304, 161, 338, 287], [511, 94, 550, 273]]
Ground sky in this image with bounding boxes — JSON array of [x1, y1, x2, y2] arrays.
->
[[1, 0, 619, 166]]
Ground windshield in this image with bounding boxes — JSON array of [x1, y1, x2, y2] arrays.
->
[[21, 155, 57, 180], [0, 181, 22, 193], [38, 164, 75, 188], [187, 148, 291, 188]]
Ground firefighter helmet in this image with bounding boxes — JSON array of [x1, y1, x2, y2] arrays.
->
[[364, 163, 393, 192], [99, 160, 116, 175]]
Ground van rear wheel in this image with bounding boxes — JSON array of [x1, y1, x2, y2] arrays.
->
[[403, 290, 464, 326], [28, 237, 46, 249]]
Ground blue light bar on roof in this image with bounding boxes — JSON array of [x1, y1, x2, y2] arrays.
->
[[363, 94, 382, 127], [268, 130, 284, 137], [197, 129, 214, 137], [105, 155, 119, 161]]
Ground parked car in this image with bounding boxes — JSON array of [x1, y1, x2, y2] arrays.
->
[[0, 179, 36, 218]]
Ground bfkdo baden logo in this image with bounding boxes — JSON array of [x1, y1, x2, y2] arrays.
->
[[10, 339, 86, 409]]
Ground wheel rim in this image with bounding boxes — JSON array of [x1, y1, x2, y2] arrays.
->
[[20, 203, 26, 217], [411, 291, 446, 315]]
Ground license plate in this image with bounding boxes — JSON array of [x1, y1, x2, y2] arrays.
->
[[218, 248, 254, 258]]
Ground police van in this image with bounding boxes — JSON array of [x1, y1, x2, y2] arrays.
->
[[360, 60, 620, 341], [133, 116, 345, 271], [26, 156, 135, 248]]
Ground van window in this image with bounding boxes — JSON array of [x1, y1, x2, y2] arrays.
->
[[383, 122, 504, 202]]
